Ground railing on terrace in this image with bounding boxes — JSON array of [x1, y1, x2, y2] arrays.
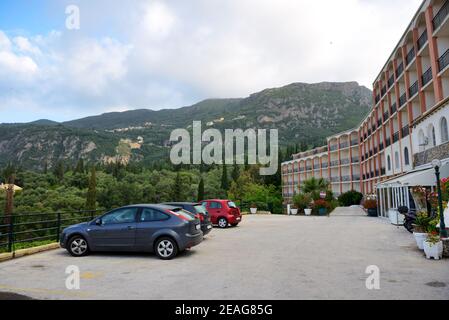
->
[[422, 67, 433, 86], [406, 47, 415, 66], [396, 62, 404, 78], [0, 210, 102, 254], [388, 75, 395, 88], [433, 0, 449, 31], [438, 48, 449, 72], [393, 131, 400, 143], [399, 93, 407, 107], [409, 81, 419, 98], [417, 29, 428, 51], [402, 125, 410, 138]]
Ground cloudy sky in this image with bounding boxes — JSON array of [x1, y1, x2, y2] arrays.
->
[[0, 0, 422, 123]]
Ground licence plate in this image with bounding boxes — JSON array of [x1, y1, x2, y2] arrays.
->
[[196, 224, 201, 230]]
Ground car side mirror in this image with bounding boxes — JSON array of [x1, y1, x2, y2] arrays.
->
[[95, 219, 102, 226]]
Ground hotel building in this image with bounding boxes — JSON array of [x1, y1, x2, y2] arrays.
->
[[282, 0, 449, 213]]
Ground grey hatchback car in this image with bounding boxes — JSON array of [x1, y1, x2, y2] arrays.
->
[[60, 204, 203, 260]]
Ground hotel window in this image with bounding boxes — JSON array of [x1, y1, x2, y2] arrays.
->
[[441, 117, 449, 143], [404, 147, 410, 166], [387, 155, 392, 171], [395, 151, 400, 169], [428, 124, 436, 147]]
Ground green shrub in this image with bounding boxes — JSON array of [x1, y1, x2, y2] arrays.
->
[[338, 190, 363, 207], [293, 193, 312, 211]]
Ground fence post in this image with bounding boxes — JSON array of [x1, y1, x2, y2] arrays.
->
[[56, 212, 61, 242], [7, 215, 14, 253]]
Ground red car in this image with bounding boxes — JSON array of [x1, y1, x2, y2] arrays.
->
[[201, 200, 242, 228]]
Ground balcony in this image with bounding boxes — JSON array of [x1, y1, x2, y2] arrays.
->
[[409, 81, 419, 98], [438, 48, 449, 72], [401, 125, 410, 138], [351, 157, 359, 163], [340, 158, 350, 166], [368, 129, 372, 136], [381, 86, 387, 97], [422, 67, 433, 86], [396, 62, 404, 78], [379, 142, 384, 151], [340, 142, 349, 149], [341, 176, 351, 182], [351, 139, 358, 146], [386, 137, 391, 147], [391, 102, 397, 114], [433, 0, 449, 31], [353, 175, 361, 181], [393, 131, 400, 143], [375, 170, 380, 177], [374, 146, 378, 153], [381, 168, 386, 176], [399, 93, 407, 107], [329, 145, 338, 152], [299, 167, 304, 172], [383, 111, 389, 121], [388, 75, 395, 88], [405, 47, 415, 66], [329, 160, 339, 167], [313, 164, 320, 170], [417, 29, 428, 51], [377, 119, 382, 127], [375, 94, 380, 104], [330, 177, 340, 183], [322, 163, 328, 169], [306, 166, 312, 171]]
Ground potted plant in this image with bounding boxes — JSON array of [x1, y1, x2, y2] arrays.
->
[[313, 199, 329, 216], [423, 232, 443, 260], [293, 193, 312, 215], [290, 205, 298, 215], [250, 203, 257, 215], [364, 199, 378, 217], [412, 211, 432, 250]]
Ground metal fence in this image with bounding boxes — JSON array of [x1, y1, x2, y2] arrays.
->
[[0, 210, 103, 253]]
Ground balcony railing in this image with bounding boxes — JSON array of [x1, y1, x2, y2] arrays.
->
[[406, 47, 415, 66], [433, 0, 449, 31], [329, 160, 339, 167], [388, 75, 395, 88], [438, 48, 449, 72], [396, 62, 404, 78], [422, 66, 433, 86], [375, 94, 380, 104], [391, 102, 397, 114], [409, 81, 419, 98], [399, 93, 407, 107], [417, 29, 428, 51], [402, 125, 410, 138], [393, 131, 400, 143]]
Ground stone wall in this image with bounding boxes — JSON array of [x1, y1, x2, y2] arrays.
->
[[414, 142, 449, 167]]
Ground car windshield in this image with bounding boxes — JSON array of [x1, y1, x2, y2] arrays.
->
[[228, 201, 237, 208], [194, 205, 208, 214], [171, 208, 196, 221]]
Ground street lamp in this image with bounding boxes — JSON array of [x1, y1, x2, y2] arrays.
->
[[432, 159, 448, 238]]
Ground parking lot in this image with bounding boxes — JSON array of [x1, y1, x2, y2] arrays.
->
[[0, 212, 448, 300]]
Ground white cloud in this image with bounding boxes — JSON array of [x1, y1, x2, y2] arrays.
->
[[0, 0, 424, 122]]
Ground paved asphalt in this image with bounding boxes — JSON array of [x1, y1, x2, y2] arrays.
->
[[0, 209, 448, 300]]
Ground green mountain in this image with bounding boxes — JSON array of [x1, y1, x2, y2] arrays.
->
[[0, 82, 372, 170]]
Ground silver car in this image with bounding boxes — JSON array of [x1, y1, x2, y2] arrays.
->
[[60, 204, 203, 260]]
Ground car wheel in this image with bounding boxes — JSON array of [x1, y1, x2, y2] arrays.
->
[[155, 237, 178, 260], [217, 217, 228, 229], [67, 235, 89, 257]]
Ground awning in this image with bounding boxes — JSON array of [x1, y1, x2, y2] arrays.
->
[[377, 158, 449, 188]]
